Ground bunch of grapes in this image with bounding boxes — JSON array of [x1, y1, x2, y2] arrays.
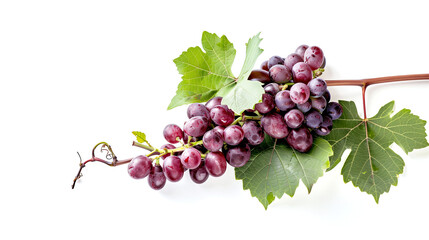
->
[[127, 44, 343, 190]]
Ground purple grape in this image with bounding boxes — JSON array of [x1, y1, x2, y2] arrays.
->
[[203, 130, 224, 152], [314, 116, 333, 136], [242, 120, 264, 146], [187, 103, 210, 120], [212, 126, 225, 139], [304, 46, 324, 70], [160, 143, 175, 159], [148, 165, 166, 190], [292, 62, 313, 84], [284, 109, 305, 129], [261, 113, 289, 139], [163, 124, 183, 144], [311, 96, 327, 113], [193, 144, 207, 154], [128, 155, 153, 179], [295, 44, 309, 59], [284, 53, 304, 70], [183, 116, 209, 137], [307, 78, 327, 97], [226, 144, 251, 167], [248, 69, 271, 84], [325, 102, 343, 120], [210, 105, 235, 127], [180, 147, 202, 170], [255, 93, 275, 114], [290, 83, 310, 104], [189, 162, 209, 184], [323, 89, 331, 102], [205, 152, 227, 177], [163, 155, 184, 182], [297, 101, 312, 113], [205, 96, 223, 111], [267, 55, 284, 69], [287, 127, 313, 153], [264, 83, 280, 96], [224, 125, 245, 146], [305, 110, 323, 128], [275, 90, 295, 111], [269, 65, 292, 84], [261, 60, 269, 71]]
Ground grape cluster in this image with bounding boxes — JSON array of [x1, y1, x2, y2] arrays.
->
[[127, 44, 343, 190]]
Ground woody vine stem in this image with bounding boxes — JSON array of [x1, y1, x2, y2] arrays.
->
[[71, 73, 429, 189]]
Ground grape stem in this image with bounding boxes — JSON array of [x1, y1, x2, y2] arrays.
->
[[326, 74, 429, 120]]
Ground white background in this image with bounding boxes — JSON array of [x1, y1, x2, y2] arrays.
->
[[1, 0, 428, 239]]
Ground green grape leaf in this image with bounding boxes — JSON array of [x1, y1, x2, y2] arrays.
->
[[235, 135, 333, 209], [169, 32, 264, 113], [322, 100, 429, 202], [132, 131, 151, 146]]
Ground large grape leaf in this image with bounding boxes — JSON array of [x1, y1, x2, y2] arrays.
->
[[168, 32, 264, 113], [235, 136, 333, 209], [322, 100, 428, 202]]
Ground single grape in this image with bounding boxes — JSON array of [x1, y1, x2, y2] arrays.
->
[[160, 143, 175, 159], [261, 60, 269, 71], [307, 78, 327, 97], [205, 152, 227, 177], [264, 83, 280, 96], [314, 116, 333, 136], [248, 69, 271, 84], [163, 124, 183, 144], [275, 90, 295, 111], [226, 144, 251, 167], [212, 126, 225, 140], [128, 155, 153, 179], [180, 147, 202, 170], [325, 102, 343, 120], [255, 93, 275, 114], [323, 89, 331, 102], [148, 164, 166, 190], [261, 113, 289, 139], [224, 125, 245, 146], [287, 127, 313, 153], [205, 96, 223, 111], [284, 109, 305, 129], [305, 110, 323, 128], [290, 82, 310, 104], [304, 46, 324, 70], [183, 116, 209, 137], [189, 162, 209, 184], [203, 130, 224, 152], [292, 62, 313, 84], [311, 96, 327, 113], [284, 53, 304, 70], [242, 120, 264, 146], [267, 55, 284, 69], [210, 105, 235, 127], [297, 101, 312, 113], [163, 155, 185, 182], [295, 44, 309, 59], [187, 103, 210, 120], [269, 65, 292, 84]]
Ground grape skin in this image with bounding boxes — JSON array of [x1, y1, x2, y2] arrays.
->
[[210, 105, 235, 127], [224, 125, 245, 146], [292, 62, 313, 84], [205, 152, 227, 177], [163, 156, 185, 182], [187, 103, 210, 120], [325, 102, 343, 120], [307, 78, 327, 97], [255, 93, 275, 114], [248, 69, 271, 83], [269, 65, 292, 84], [264, 83, 280, 96], [261, 113, 289, 139], [275, 90, 295, 112], [267, 55, 284, 69], [304, 46, 324, 70], [163, 124, 183, 144], [305, 110, 323, 129], [295, 44, 309, 59], [128, 155, 153, 179], [284, 53, 304, 71], [203, 130, 224, 152], [180, 147, 202, 170], [148, 165, 166, 190], [183, 116, 209, 137], [226, 144, 251, 167], [205, 96, 223, 111], [242, 120, 264, 146], [290, 83, 310, 104], [287, 127, 313, 153], [189, 162, 209, 184], [284, 109, 305, 129]]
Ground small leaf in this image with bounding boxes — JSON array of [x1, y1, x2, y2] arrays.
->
[[235, 135, 332, 209], [132, 131, 147, 144], [322, 100, 429, 202]]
